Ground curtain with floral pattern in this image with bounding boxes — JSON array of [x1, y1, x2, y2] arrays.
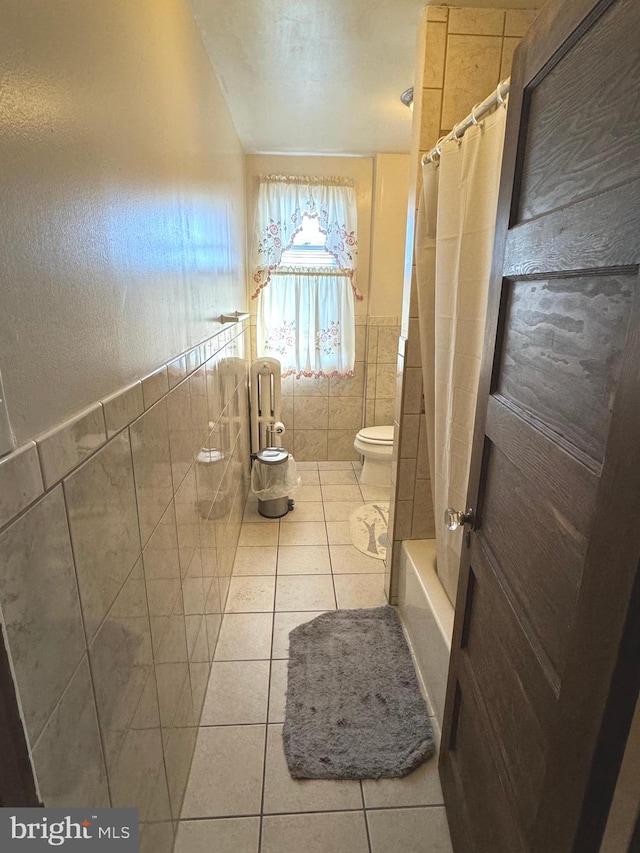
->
[[252, 175, 359, 378], [250, 175, 361, 300], [257, 268, 355, 378]]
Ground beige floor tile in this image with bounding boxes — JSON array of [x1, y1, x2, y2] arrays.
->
[[323, 501, 364, 522], [295, 485, 322, 502], [262, 726, 363, 815], [299, 470, 320, 485], [181, 726, 265, 818], [330, 545, 385, 574], [214, 614, 273, 661], [282, 502, 324, 523], [232, 546, 277, 576], [326, 521, 352, 545], [275, 575, 336, 611], [278, 522, 328, 547], [333, 574, 387, 609], [238, 523, 279, 547], [362, 756, 444, 808], [295, 461, 319, 470], [321, 485, 363, 502], [200, 661, 270, 725], [319, 469, 358, 485], [271, 611, 326, 658], [366, 806, 452, 853], [174, 818, 260, 853], [225, 577, 275, 613], [268, 659, 288, 723], [262, 812, 369, 853], [359, 485, 391, 502], [242, 501, 280, 524], [317, 461, 354, 470], [277, 545, 331, 575]]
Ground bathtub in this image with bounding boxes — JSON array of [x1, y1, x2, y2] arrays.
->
[[398, 539, 454, 745]]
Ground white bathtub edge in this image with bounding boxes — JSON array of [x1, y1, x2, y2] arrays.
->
[[399, 539, 454, 743]]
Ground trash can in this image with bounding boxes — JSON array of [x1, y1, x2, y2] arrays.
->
[[251, 447, 300, 518]]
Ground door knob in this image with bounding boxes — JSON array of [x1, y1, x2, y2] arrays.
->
[[445, 507, 475, 531]]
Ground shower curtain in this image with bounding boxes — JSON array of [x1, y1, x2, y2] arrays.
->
[[416, 104, 507, 606]]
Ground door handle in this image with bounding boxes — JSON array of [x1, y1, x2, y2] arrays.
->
[[445, 507, 475, 531]]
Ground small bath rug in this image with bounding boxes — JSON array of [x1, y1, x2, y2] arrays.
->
[[349, 503, 389, 560], [283, 606, 435, 779]]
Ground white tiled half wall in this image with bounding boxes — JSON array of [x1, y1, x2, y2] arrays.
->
[[250, 316, 400, 462], [0, 320, 252, 853]]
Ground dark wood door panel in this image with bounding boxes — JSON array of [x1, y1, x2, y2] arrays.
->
[[462, 566, 549, 840], [516, 0, 640, 224], [466, 539, 559, 731], [0, 627, 39, 807], [445, 679, 526, 853], [485, 397, 598, 534], [441, 2, 640, 850], [533, 275, 640, 852], [480, 443, 586, 675], [504, 181, 640, 277], [493, 276, 635, 464]]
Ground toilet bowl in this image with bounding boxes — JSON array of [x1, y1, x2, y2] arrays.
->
[[354, 425, 394, 487]]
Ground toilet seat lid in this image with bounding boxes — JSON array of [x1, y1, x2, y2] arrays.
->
[[357, 425, 394, 445]]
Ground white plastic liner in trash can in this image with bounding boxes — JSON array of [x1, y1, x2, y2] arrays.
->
[[251, 448, 300, 501]]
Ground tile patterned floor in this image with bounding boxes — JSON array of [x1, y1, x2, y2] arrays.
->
[[174, 461, 453, 853]]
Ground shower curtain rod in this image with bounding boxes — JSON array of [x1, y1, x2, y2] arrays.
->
[[422, 78, 510, 165]]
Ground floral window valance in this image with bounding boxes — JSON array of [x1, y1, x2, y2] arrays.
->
[[250, 174, 362, 300]]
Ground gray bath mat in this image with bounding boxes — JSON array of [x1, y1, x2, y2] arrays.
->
[[283, 606, 435, 779]]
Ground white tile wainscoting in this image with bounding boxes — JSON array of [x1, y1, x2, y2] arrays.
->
[[0, 319, 252, 853], [249, 316, 400, 462]]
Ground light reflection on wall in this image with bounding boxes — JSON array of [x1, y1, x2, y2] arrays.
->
[[104, 193, 235, 276], [0, 71, 69, 133]]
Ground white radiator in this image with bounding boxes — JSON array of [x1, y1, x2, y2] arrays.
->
[[250, 357, 282, 452]]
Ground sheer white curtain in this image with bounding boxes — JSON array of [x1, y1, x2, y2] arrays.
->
[[257, 269, 356, 378], [418, 104, 507, 605], [251, 175, 360, 378]]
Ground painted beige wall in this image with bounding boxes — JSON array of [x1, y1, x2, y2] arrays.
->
[[369, 153, 411, 319], [0, 0, 247, 445]]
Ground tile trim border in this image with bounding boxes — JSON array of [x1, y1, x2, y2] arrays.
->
[[0, 319, 250, 537]]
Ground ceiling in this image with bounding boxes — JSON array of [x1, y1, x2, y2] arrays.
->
[[190, 0, 541, 157], [190, 0, 425, 156]]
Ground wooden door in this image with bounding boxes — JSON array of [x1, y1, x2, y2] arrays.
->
[[439, 0, 640, 851], [0, 628, 39, 807]]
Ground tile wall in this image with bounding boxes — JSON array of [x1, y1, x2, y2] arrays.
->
[[417, 7, 538, 157], [363, 317, 401, 431], [386, 5, 537, 602], [251, 316, 400, 462], [0, 320, 251, 853]]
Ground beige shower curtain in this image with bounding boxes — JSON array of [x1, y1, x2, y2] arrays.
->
[[416, 104, 507, 606]]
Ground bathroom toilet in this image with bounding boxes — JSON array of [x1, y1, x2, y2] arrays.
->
[[354, 425, 394, 486]]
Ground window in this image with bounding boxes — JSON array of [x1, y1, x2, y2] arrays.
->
[[279, 216, 338, 268], [250, 175, 361, 379]]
